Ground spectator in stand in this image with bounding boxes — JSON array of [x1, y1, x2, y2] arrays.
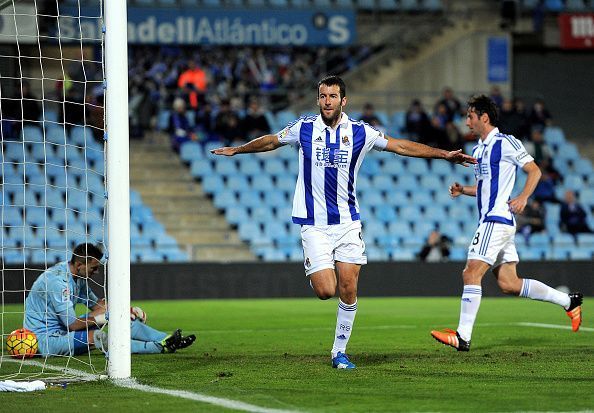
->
[[420, 117, 450, 149], [418, 230, 451, 262], [359, 103, 384, 132], [168, 97, 196, 152], [513, 98, 531, 140], [445, 121, 464, 151], [195, 101, 215, 139], [560, 190, 592, 236], [499, 98, 528, 140], [489, 85, 504, 109], [87, 93, 104, 143], [517, 199, 546, 240], [524, 126, 552, 166], [405, 99, 431, 141], [533, 166, 560, 204], [178, 60, 207, 111], [242, 98, 270, 140], [61, 87, 85, 132], [432, 103, 450, 129], [214, 99, 243, 144], [1, 81, 41, 139], [129, 82, 157, 140], [529, 99, 552, 130], [434, 87, 461, 122]]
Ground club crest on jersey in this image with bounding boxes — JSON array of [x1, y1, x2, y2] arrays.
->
[[305, 258, 311, 268], [342, 135, 350, 146]]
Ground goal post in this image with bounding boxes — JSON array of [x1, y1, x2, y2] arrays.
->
[[104, 0, 131, 380], [0, 0, 130, 380]]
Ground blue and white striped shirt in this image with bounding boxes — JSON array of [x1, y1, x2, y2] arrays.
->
[[471, 127, 534, 226], [278, 113, 388, 225]]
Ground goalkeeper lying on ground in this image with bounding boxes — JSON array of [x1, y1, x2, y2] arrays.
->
[[24, 243, 195, 356]]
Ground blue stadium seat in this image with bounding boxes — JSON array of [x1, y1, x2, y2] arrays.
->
[[3, 207, 24, 227], [334, 0, 353, 7], [360, 189, 384, 208], [566, 0, 587, 10], [569, 248, 591, 260], [423, 0, 444, 11], [576, 233, 594, 247], [529, 232, 550, 247], [275, 110, 297, 128], [563, 174, 585, 191], [264, 158, 286, 176], [263, 190, 287, 208], [449, 247, 467, 261], [410, 191, 432, 206], [371, 175, 394, 192], [366, 247, 389, 261], [396, 175, 418, 191], [374, 204, 397, 224], [376, 233, 401, 249], [238, 157, 262, 176], [423, 205, 448, 223], [214, 158, 238, 176], [414, 221, 436, 238], [251, 174, 275, 192], [553, 233, 575, 247], [238, 191, 262, 209], [263, 221, 288, 239], [24, 206, 47, 227], [201, 175, 224, 194], [385, 191, 408, 207], [190, 159, 213, 179], [180, 142, 204, 162], [213, 191, 237, 210], [226, 175, 250, 193], [573, 159, 593, 176], [21, 126, 44, 143], [225, 206, 249, 226], [360, 158, 382, 177], [547, 247, 571, 260], [390, 249, 416, 261], [163, 250, 189, 263], [398, 205, 420, 223], [363, 221, 388, 241], [438, 221, 463, 239], [382, 159, 405, 176], [545, 0, 563, 11], [275, 175, 296, 192], [406, 158, 428, 176]]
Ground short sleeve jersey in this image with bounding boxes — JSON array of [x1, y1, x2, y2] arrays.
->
[[24, 261, 100, 335], [277, 112, 388, 226], [471, 127, 534, 225]]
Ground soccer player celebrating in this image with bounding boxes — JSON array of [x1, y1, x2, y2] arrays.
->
[[212, 76, 476, 369], [24, 243, 196, 356], [431, 95, 583, 352]]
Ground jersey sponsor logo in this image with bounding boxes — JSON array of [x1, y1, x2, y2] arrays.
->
[[474, 159, 490, 178], [314, 147, 349, 168], [61, 287, 70, 303], [516, 152, 529, 161], [278, 127, 289, 140]]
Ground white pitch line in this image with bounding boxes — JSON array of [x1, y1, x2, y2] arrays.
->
[[4, 359, 301, 413], [515, 322, 594, 332]]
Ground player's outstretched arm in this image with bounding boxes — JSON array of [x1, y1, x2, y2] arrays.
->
[[384, 136, 477, 166], [508, 161, 541, 214], [449, 182, 477, 198], [210, 134, 282, 156]]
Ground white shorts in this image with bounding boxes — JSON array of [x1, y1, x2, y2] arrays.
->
[[467, 221, 519, 267], [301, 221, 367, 276]]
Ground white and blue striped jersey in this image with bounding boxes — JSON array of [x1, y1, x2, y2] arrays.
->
[[24, 261, 100, 335], [471, 127, 534, 226], [278, 112, 388, 225]]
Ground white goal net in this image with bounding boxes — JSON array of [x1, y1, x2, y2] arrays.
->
[[0, 0, 112, 381]]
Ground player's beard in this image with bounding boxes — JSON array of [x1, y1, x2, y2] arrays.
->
[[320, 106, 342, 127]]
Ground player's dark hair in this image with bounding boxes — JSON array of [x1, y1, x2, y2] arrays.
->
[[318, 76, 346, 100], [467, 94, 499, 126], [71, 243, 103, 264]]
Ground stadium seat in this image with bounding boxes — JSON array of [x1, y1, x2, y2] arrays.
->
[[406, 158, 428, 176], [410, 191, 432, 206], [263, 190, 287, 208], [385, 191, 408, 207], [238, 157, 262, 176], [226, 175, 250, 193], [400, 0, 420, 10], [569, 248, 591, 260], [180, 142, 204, 163], [529, 232, 550, 247], [251, 174, 275, 192], [423, 0, 444, 11], [250, 206, 270, 224], [576, 233, 594, 247], [423, 205, 448, 223], [214, 158, 238, 176], [398, 205, 421, 223], [382, 159, 405, 176], [438, 221, 463, 239], [21, 126, 44, 143], [396, 175, 418, 192], [545, 0, 564, 11], [201, 175, 224, 194], [390, 249, 416, 261], [238, 191, 262, 209], [566, 0, 587, 10], [360, 158, 382, 177], [213, 191, 237, 210], [552, 233, 575, 247], [2, 207, 24, 227], [413, 221, 436, 238], [225, 206, 249, 226], [371, 175, 394, 192]]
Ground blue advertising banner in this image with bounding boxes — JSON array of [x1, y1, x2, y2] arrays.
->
[[487, 36, 509, 83], [59, 8, 356, 46]]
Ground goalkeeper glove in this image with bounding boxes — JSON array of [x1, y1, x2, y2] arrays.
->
[[130, 306, 147, 323]]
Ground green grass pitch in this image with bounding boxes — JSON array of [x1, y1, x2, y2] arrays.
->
[[1, 297, 593, 412]]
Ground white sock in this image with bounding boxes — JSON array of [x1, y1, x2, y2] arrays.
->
[[520, 279, 571, 309], [331, 299, 357, 358], [457, 285, 482, 342]]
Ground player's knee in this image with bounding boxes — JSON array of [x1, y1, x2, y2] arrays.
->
[[498, 279, 520, 295], [462, 268, 480, 284], [316, 290, 334, 300]]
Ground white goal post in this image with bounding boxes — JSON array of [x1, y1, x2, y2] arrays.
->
[[0, 0, 130, 380]]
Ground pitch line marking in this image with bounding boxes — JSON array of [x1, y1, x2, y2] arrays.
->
[[515, 322, 594, 332], [4, 359, 302, 413]]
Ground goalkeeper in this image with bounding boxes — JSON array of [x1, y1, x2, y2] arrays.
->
[[24, 243, 196, 356]]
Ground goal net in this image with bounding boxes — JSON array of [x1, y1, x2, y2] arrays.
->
[[0, 0, 129, 381]]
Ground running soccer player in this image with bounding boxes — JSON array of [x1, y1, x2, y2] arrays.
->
[[24, 243, 196, 356], [212, 76, 476, 369], [431, 95, 583, 352]]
